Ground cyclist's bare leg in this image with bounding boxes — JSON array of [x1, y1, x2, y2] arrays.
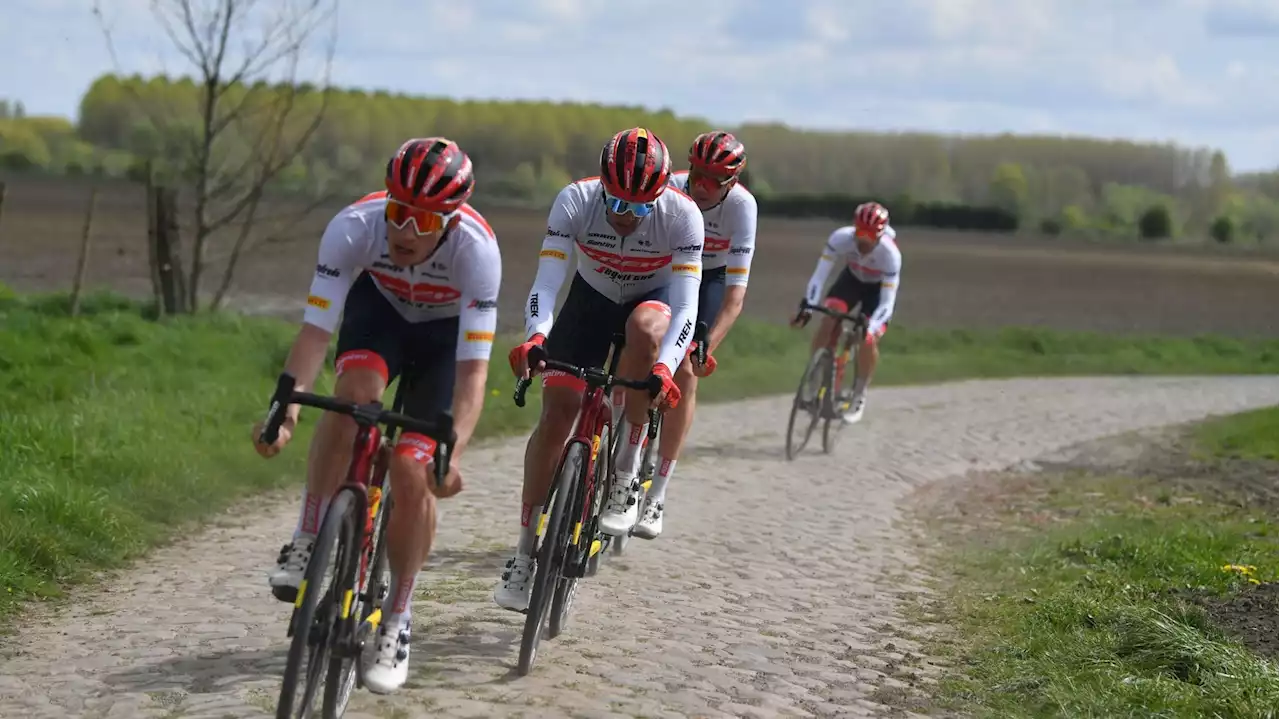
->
[[633, 354, 695, 538], [494, 382, 581, 611], [599, 303, 669, 536], [270, 366, 386, 598], [809, 314, 840, 355], [382, 452, 437, 628], [854, 334, 879, 395]]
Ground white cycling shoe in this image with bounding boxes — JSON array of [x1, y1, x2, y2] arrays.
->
[[494, 553, 535, 612], [598, 474, 641, 536], [842, 392, 867, 424], [362, 624, 410, 694], [631, 496, 664, 539], [268, 535, 314, 603]]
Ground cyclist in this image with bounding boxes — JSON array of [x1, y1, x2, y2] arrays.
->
[[792, 201, 901, 424], [250, 137, 501, 694], [493, 127, 704, 612], [635, 131, 757, 540]]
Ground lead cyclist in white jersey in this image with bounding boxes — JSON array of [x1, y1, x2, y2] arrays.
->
[[792, 201, 902, 424], [634, 130, 758, 540], [251, 137, 502, 693], [493, 127, 704, 612]]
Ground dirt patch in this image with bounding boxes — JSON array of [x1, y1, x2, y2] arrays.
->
[[1175, 581, 1280, 660], [1, 174, 1277, 338]]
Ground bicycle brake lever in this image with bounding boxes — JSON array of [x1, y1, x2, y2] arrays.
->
[[260, 372, 297, 445]]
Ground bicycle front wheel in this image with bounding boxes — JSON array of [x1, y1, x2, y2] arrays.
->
[[785, 347, 830, 460], [517, 440, 586, 676], [277, 488, 354, 719]]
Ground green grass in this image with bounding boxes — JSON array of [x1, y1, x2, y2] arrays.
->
[[922, 414, 1279, 718], [1192, 407, 1278, 461], [0, 287, 1275, 625]]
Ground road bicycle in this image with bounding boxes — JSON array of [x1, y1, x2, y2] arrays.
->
[[610, 321, 708, 557], [259, 371, 456, 719], [510, 335, 665, 676], [785, 300, 868, 460]]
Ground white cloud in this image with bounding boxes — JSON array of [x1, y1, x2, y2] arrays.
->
[[2, 0, 1276, 170]]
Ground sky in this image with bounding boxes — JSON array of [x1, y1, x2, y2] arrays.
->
[[5, 0, 1278, 171]]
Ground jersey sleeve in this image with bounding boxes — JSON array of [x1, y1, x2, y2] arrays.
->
[[657, 203, 705, 375], [524, 184, 579, 340], [454, 237, 502, 362], [803, 227, 853, 305], [302, 210, 365, 333], [724, 191, 758, 288], [867, 245, 902, 337]]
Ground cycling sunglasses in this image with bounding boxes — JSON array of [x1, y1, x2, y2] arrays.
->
[[385, 199, 447, 234], [688, 167, 735, 194], [602, 190, 657, 218]]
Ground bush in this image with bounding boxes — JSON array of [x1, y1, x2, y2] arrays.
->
[[1040, 218, 1063, 236], [1138, 204, 1173, 240], [1210, 215, 1235, 244]]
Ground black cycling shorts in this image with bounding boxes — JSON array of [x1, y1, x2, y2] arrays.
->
[[823, 266, 883, 322], [542, 274, 669, 390], [334, 272, 457, 423], [697, 266, 727, 331]]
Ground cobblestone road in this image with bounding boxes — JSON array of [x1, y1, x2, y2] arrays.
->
[[0, 376, 1274, 718]]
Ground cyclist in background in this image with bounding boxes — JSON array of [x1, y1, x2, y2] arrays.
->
[[637, 131, 757, 540], [494, 127, 704, 612], [250, 137, 502, 694], [792, 201, 901, 424]]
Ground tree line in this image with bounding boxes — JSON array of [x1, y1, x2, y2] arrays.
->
[[1, 76, 1276, 242]]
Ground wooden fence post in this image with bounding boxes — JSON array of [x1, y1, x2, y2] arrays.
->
[[70, 186, 100, 317]]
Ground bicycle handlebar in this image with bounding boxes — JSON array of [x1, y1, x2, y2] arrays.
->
[[258, 372, 457, 486], [797, 299, 867, 326]]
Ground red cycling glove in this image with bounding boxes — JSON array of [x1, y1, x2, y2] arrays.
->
[[652, 363, 681, 409], [508, 334, 545, 378]]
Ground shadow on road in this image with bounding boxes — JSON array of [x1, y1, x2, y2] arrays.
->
[[102, 645, 287, 694]]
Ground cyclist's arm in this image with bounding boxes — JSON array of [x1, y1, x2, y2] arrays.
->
[[803, 227, 853, 305], [657, 207, 705, 374], [452, 239, 501, 458], [708, 192, 758, 353], [524, 186, 580, 340], [283, 212, 364, 422], [868, 255, 901, 338]]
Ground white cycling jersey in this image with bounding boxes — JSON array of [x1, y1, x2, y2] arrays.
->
[[804, 225, 902, 337], [666, 170, 757, 287], [303, 191, 502, 362], [524, 177, 704, 375]]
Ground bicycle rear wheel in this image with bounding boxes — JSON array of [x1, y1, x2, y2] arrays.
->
[[517, 440, 586, 676], [785, 348, 830, 460], [277, 488, 354, 719]]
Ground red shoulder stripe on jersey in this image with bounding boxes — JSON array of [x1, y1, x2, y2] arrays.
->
[[459, 203, 496, 240], [354, 190, 388, 205]]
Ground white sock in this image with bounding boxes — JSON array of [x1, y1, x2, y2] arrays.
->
[[648, 457, 676, 504], [385, 570, 417, 632], [517, 502, 542, 555], [615, 417, 648, 478], [293, 487, 329, 539]]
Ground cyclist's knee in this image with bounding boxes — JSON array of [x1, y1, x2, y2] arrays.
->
[[333, 350, 389, 403], [389, 433, 436, 502], [625, 301, 670, 356]]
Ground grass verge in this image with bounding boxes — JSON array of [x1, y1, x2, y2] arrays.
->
[[0, 288, 1275, 625], [914, 409, 1279, 718]]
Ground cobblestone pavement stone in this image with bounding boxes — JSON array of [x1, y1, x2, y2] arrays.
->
[[0, 376, 1274, 719]]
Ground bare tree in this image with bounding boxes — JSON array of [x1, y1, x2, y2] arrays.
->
[[93, 0, 339, 312]]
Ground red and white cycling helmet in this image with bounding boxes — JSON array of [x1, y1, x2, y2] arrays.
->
[[600, 127, 672, 205], [385, 137, 475, 214], [853, 201, 890, 238], [689, 131, 747, 178]]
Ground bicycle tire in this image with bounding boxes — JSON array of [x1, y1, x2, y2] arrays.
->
[[322, 482, 390, 717], [277, 488, 354, 719], [517, 441, 585, 676], [551, 423, 609, 635], [822, 341, 860, 453], [785, 348, 830, 461]]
